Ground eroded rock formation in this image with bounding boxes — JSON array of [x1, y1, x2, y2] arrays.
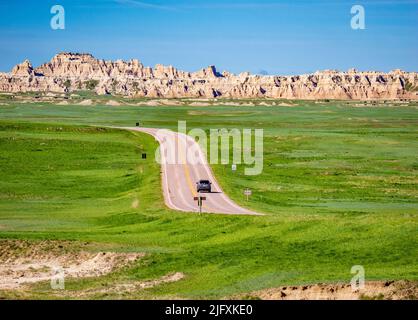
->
[[1, 52, 417, 100]]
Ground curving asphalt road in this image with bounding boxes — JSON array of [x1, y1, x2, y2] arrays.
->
[[126, 127, 260, 215]]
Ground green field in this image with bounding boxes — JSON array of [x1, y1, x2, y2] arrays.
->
[[0, 97, 417, 299]]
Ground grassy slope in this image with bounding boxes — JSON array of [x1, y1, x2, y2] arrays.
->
[[0, 100, 417, 299]]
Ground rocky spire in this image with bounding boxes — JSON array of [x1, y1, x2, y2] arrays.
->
[[11, 59, 34, 76], [1, 52, 417, 100]]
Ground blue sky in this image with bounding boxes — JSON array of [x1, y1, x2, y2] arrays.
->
[[0, 0, 417, 74]]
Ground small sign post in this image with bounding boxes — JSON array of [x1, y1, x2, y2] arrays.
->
[[232, 164, 237, 171], [193, 196, 206, 214], [244, 188, 252, 201]]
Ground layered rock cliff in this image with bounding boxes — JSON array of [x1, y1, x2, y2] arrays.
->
[[1, 52, 417, 100]]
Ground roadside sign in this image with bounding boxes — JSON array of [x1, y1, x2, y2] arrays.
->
[[193, 196, 206, 214], [232, 164, 237, 171], [244, 188, 252, 201]]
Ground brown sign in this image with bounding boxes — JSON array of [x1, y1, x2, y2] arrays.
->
[[194, 196, 206, 213], [194, 197, 207, 201]]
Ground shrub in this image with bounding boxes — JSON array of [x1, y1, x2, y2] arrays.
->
[[84, 80, 99, 90], [63, 79, 71, 89]]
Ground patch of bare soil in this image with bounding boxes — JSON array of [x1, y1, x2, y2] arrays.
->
[[278, 102, 297, 107], [134, 99, 184, 107], [189, 102, 212, 107], [0, 240, 143, 290], [220, 102, 256, 106], [159, 99, 183, 106], [238, 281, 417, 300], [77, 99, 93, 106], [106, 100, 121, 106], [60, 272, 185, 298], [187, 110, 211, 116], [137, 100, 160, 106]]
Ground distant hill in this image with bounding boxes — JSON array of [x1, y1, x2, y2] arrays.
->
[[1, 52, 417, 100]]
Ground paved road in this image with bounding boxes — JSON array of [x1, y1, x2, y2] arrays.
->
[[126, 127, 260, 215]]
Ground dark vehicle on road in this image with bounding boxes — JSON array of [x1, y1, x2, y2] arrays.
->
[[196, 180, 212, 193]]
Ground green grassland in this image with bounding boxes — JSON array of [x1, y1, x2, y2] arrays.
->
[[0, 97, 417, 299]]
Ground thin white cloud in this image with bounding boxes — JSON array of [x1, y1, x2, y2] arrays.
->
[[115, 0, 179, 11]]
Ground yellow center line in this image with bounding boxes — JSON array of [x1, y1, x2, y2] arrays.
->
[[175, 135, 215, 213]]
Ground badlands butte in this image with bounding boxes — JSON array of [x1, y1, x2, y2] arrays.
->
[[1, 52, 418, 100]]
